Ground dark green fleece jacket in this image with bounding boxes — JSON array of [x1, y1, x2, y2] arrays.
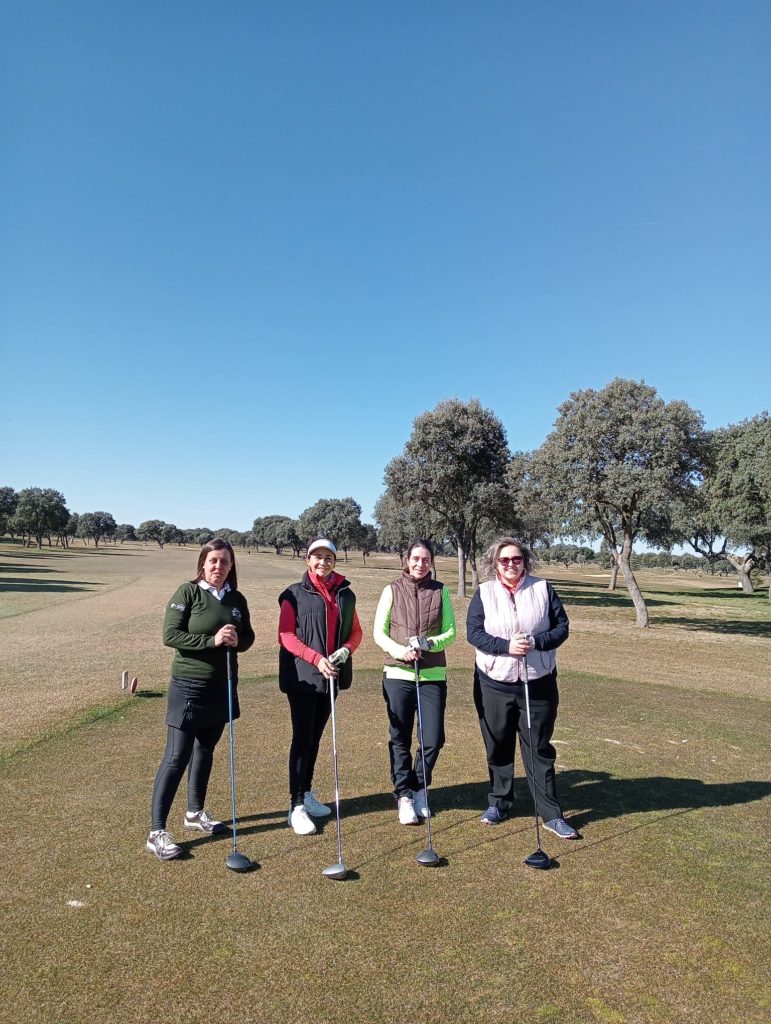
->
[[162, 581, 255, 683]]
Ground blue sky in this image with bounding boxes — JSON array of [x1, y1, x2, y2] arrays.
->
[[2, 2, 769, 530]]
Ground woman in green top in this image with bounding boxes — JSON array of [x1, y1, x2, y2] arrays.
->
[[146, 538, 255, 861], [373, 539, 456, 826]]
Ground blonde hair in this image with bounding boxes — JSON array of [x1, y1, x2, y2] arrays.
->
[[479, 536, 535, 580]]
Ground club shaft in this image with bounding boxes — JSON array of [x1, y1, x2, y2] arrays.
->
[[328, 680, 344, 866], [414, 659, 435, 851], [521, 654, 544, 851], [226, 649, 239, 853]]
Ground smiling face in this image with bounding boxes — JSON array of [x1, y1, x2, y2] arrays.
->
[[306, 547, 336, 579], [406, 545, 433, 580], [203, 548, 233, 589], [497, 544, 525, 585]]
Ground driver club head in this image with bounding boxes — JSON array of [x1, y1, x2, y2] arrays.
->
[[416, 848, 440, 867], [226, 851, 255, 873], [322, 863, 348, 881], [524, 849, 551, 870]]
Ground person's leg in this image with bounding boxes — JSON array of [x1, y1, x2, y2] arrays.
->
[[150, 726, 196, 831], [475, 675, 518, 814], [516, 673, 562, 823], [413, 680, 447, 789], [187, 723, 226, 812], [287, 692, 325, 807], [383, 676, 418, 797], [303, 691, 332, 794]]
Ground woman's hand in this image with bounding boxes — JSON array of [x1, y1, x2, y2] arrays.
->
[[214, 624, 238, 647], [508, 634, 532, 656], [402, 647, 420, 663], [317, 656, 339, 680]]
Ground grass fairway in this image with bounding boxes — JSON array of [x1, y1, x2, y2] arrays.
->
[[0, 543, 769, 1023]]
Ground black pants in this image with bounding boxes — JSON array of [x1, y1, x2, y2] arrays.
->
[[150, 723, 226, 831], [287, 690, 332, 807], [382, 675, 447, 798], [473, 670, 562, 821]]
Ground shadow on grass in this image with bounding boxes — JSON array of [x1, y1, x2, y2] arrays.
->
[[558, 769, 771, 831], [556, 586, 676, 609], [0, 564, 57, 574], [655, 617, 771, 638], [0, 579, 103, 593]]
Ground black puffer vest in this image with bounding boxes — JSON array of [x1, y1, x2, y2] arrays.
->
[[385, 572, 446, 671], [278, 572, 356, 695]]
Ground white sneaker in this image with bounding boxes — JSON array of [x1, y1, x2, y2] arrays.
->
[[183, 809, 226, 834], [398, 795, 419, 825], [412, 788, 430, 819], [146, 830, 182, 860], [289, 804, 317, 835], [303, 790, 332, 817]]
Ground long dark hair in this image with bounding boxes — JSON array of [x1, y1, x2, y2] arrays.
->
[[402, 538, 436, 573], [193, 538, 238, 590]]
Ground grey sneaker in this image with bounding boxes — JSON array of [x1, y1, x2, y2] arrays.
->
[[480, 806, 507, 825], [303, 790, 332, 817], [543, 817, 579, 839], [412, 788, 430, 819], [146, 830, 182, 860], [183, 809, 226, 834]]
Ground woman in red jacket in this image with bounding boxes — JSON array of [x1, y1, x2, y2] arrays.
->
[[278, 539, 362, 835]]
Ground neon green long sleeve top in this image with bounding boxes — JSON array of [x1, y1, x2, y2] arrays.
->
[[373, 583, 456, 682]]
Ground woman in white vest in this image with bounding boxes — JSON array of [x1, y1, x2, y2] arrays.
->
[[466, 537, 579, 839]]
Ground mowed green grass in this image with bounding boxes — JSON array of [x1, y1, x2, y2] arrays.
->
[[0, 543, 769, 1023]]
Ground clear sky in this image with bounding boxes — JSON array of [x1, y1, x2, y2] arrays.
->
[[2, 2, 769, 531]]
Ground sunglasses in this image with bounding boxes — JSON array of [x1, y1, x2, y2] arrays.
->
[[498, 556, 524, 566]]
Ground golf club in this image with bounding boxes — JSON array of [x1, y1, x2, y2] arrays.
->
[[521, 652, 551, 870], [322, 654, 347, 880], [225, 648, 255, 873], [411, 644, 440, 867]]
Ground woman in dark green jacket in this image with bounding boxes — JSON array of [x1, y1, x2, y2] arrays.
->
[[146, 538, 254, 861]]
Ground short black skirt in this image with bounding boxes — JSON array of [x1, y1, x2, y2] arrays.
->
[[165, 675, 240, 731]]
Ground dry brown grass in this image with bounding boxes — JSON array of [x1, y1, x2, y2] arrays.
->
[[1, 543, 768, 750], [0, 541, 769, 1023]]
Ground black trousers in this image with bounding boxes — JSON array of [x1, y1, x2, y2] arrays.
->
[[382, 675, 447, 798], [150, 723, 226, 831], [287, 690, 332, 807], [473, 670, 562, 822]]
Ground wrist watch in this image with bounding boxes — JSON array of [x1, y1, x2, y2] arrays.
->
[[527, 635, 536, 651]]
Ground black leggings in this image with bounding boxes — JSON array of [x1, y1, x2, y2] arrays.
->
[[150, 723, 225, 831], [382, 676, 447, 798], [287, 690, 332, 807]]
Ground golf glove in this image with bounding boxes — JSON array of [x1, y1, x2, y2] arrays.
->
[[408, 635, 434, 652], [328, 646, 350, 667]]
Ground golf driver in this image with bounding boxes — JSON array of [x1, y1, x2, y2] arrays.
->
[[225, 648, 255, 873], [322, 651, 347, 880], [521, 652, 551, 871], [410, 640, 440, 867]]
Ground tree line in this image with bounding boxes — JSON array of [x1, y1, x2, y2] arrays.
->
[[375, 381, 769, 623], [2, 379, 768, 624]]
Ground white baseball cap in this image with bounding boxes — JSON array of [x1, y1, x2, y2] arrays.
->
[[307, 538, 337, 557]]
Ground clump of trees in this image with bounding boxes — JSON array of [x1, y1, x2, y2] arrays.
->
[[378, 399, 514, 595], [2, 384, 767, 617], [373, 385, 769, 620]]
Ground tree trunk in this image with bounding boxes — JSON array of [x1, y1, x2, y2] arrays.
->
[[726, 554, 755, 593], [456, 544, 467, 598], [608, 563, 619, 591], [619, 538, 649, 627]]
